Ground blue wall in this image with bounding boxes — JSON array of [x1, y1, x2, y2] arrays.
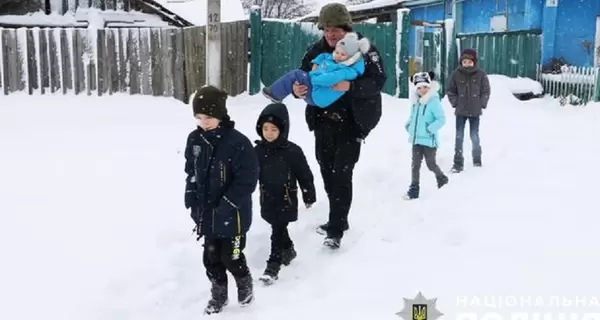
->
[[408, 4, 447, 56], [407, 0, 600, 67], [460, 0, 543, 34], [551, 1, 600, 66]]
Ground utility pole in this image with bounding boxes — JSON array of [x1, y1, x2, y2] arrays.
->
[[206, 0, 221, 87]]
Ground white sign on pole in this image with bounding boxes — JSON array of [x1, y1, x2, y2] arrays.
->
[[206, 0, 221, 87]]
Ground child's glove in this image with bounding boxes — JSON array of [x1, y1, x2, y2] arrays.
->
[[184, 190, 198, 209]]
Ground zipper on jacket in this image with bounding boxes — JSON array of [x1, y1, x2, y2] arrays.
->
[[236, 210, 241, 235], [412, 105, 420, 145], [285, 185, 292, 206]]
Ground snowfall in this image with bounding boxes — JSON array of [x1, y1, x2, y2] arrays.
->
[[1, 75, 599, 320]]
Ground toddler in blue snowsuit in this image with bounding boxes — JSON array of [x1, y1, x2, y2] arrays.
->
[[262, 32, 370, 108]]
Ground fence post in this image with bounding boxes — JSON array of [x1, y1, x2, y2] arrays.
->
[[595, 70, 600, 102], [396, 8, 410, 99], [249, 6, 262, 95]]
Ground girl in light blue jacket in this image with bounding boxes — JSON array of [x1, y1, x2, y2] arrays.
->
[[404, 72, 449, 200]]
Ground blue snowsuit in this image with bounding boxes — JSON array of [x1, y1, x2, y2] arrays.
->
[[269, 53, 365, 108]]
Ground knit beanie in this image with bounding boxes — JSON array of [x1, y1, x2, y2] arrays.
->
[[192, 85, 228, 120], [317, 3, 352, 30], [460, 49, 477, 64], [336, 32, 369, 57], [412, 71, 435, 89], [259, 115, 284, 132]]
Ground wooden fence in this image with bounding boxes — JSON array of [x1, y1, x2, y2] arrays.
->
[[0, 22, 248, 101], [536, 64, 600, 105]]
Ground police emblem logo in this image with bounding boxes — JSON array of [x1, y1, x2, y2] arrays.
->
[[369, 51, 380, 62], [396, 292, 443, 320]]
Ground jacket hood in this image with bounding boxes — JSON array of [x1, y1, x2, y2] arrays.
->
[[411, 80, 441, 105], [256, 103, 290, 146]]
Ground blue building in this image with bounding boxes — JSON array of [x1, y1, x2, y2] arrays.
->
[[404, 0, 600, 70]]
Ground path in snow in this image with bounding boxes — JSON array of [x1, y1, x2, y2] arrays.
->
[[0, 86, 598, 320]]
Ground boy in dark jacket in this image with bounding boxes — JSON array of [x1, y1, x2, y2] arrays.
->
[[184, 85, 259, 315], [254, 103, 316, 285], [446, 49, 491, 172]]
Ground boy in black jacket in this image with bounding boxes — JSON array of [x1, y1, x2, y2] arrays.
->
[[254, 103, 316, 285], [184, 86, 259, 314]]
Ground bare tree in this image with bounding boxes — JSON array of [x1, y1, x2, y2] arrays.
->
[[242, 0, 312, 19], [0, 0, 42, 15]]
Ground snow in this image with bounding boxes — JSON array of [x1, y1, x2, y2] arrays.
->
[[0, 9, 170, 28], [156, 0, 246, 26], [1, 75, 600, 319], [490, 75, 544, 95]]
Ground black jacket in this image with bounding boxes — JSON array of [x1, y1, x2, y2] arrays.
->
[[254, 103, 316, 224], [184, 118, 259, 239], [299, 33, 387, 139]]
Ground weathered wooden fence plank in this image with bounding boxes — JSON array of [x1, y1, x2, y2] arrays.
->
[[172, 28, 186, 102], [72, 29, 85, 95], [161, 28, 174, 97], [26, 29, 38, 94], [117, 28, 128, 92], [139, 28, 151, 95], [97, 28, 107, 96], [107, 29, 119, 94], [150, 28, 163, 96], [127, 28, 141, 94], [61, 28, 73, 93]]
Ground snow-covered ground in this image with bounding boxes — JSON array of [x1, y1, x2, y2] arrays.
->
[[1, 77, 599, 320]]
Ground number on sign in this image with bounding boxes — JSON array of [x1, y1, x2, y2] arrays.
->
[[208, 13, 219, 23]]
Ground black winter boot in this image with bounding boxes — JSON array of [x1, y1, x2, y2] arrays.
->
[[281, 246, 297, 266], [323, 236, 341, 249], [473, 156, 482, 167], [204, 282, 228, 315], [403, 184, 420, 200], [258, 262, 280, 285], [316, 221, 349, 235], [262, 87, 282, 103], [234, 275, 254, 306], [436, 174, 449, 188]]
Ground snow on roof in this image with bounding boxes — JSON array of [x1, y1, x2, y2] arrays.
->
[[298, 0, 404, 20], [155, 0, 246, 26], [0, 8, 170, 28]]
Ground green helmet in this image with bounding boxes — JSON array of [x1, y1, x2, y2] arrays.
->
[[317, 3, 352, 30]]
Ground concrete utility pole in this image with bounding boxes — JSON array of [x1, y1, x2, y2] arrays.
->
[[206, 0, 221, 87]]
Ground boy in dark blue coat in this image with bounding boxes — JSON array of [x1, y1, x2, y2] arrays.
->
[[184, 85, 259, 315], [254, 103, 316, 285]]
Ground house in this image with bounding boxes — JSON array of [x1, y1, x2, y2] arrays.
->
[[0, 0, 246, 28], [0, 0, 178, 28], [406, 0, 600, 68], [154, 0, 246, 26]]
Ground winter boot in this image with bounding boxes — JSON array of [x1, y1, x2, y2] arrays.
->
[[323, 236, 341, 249], [204, 282, 228, 315], [403, 183, 420, 200], [451, 156, 464, 173], [281, 246, 297, 266], [316, 221, 349, 235], [234, 275, 254, 306], [258, 262, 280, 286], [473, 156, 482, 167], [262, 87, 282, 103], [436, 174, 449, 188]]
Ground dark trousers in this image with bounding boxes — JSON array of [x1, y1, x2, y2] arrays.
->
[[314, 124, 361, 239], [454, 115, 481, 164], [411, 144, 444, 185], [203, 235, 250, 285], [268, 222, 293, 264], [270, 69, 315, 105]]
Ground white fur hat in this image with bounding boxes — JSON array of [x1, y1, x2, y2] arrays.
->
[[336, 32, 370, 56]]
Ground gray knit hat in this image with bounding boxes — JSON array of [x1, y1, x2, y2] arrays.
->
[[317, 3, 352, 30]]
